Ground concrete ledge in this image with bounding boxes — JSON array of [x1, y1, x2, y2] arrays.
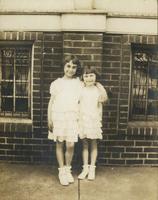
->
[[107, 18, 157, 35], [61, 14, 106, 32], [0, 15, 61, 31], [0, 14, 106, 32], [0, 13, 157, 35]]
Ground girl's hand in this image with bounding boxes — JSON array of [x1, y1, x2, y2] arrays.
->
[[96, 82, 108, 103], [98, 95, 107, 103], [48, 121, 53, 132], [47, 96, 54, 132]]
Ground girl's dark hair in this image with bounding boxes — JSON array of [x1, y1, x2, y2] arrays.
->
[[82, 65, 101, 81], [63, 55, 82, 77]]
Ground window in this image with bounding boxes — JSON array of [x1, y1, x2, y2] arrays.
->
[[0, 42, 32, 118], [130, 44, 158, 121]]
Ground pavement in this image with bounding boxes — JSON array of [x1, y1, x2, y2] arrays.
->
[[0, 162, 158, 200]]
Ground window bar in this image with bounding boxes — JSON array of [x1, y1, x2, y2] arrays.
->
[[132, 52, 137, 120], [1, 49, 5, 117], [28, 50, 31, 118], [19, 48, 22, 117], [130, 55, 134, 120], [0, 50, 2, 114], [145, 58, 149, 120], [20, 49, 23, 118], [20, 50, 22, 116], [13, 48, 16, 117]]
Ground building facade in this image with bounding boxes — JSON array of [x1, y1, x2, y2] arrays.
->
[[0, 0, 158, 165]]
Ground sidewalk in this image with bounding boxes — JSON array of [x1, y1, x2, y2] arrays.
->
[[0, 162, 157, 200]]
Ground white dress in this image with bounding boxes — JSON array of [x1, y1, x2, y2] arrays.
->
[[48, 77, 82, 142], [79, 86, 103, 139]]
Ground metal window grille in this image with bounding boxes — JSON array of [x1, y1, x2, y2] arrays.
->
[[130, 44, 158, 121], [0, 45, 32, 118]]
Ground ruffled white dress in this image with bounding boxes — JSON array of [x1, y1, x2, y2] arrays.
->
[[48, 77, 82, 142], [79, 86, 103, 139]]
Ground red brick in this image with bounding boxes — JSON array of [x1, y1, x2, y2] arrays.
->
[[126, 147, 143, 152], [144, 160, 158, 164], [121, 153, 138, 158], [64, 34, 83, 40], [84, 34, 102, 41], [108, 159, 125, 165], [104, 36, 112, 42], [126, 160, 143, 165]]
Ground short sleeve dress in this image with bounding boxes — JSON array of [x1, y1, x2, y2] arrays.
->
[[79, 85, 103, 139], [48, 77, 82, 142]]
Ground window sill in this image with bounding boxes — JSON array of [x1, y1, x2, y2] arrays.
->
[[128, 121, 158, 128], [0, 117, 32, 133], [0, 117, 32, 124], [128, 121, 158, 136]]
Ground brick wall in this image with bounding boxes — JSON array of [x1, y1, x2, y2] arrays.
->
[[0, 32, 43, 163], [0, 31, 63, 163], [101, 34, 158, 165], [63, 32, 104, 165], [0, 32, 158, 165]]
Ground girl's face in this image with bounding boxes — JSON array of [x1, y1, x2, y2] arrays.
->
[[64, 60, 77, 78], [83, 73, 96, 86]]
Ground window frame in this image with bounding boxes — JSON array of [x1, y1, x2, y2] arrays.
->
[[130, 43, 158, 121], [0, 41, 33, 119]]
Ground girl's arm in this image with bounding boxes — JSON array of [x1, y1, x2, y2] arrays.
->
[[96, 82, 108, 103], [48, 79, 58, 131], [48, 95, 54, 132]]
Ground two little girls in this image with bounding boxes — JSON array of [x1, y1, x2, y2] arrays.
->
[[48, 55, 108, 186]]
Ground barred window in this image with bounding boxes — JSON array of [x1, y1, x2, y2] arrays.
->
[[130, 44, 158, 121], [0, 42, 32, 118]]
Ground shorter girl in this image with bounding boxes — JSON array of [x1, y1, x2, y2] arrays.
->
[[78, 65, 108, 180]]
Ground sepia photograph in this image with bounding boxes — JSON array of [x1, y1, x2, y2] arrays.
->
[[0, 0, 158, 199]]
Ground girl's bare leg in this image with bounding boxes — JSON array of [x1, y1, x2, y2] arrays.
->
[[56, 141, 64, 167], [88, 139, 97, 180], [78, 139, 89, 179], [65, 142, 75, 166], [90, 139, 98, 166], [65, 142, 75, 183], [82, 139, 89, 165], [56, 141, 69, 185]]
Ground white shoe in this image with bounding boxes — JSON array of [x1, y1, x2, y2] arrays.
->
[[58, 167, 69, 186], [87, 165, 96, 180], [78, 165, 89, 180], [65, 166, 74, 183]]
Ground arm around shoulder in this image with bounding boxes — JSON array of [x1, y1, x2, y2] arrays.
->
[[96, 82, 108, 104]]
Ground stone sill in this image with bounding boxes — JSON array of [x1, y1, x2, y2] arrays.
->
[[0, 117, 32, 124], [128, 121, 158, 128], [127, 121, 158, 136], [0, 117, 32, 133]]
